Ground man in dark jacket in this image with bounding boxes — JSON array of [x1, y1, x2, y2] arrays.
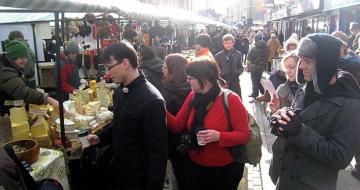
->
[[271, 34, 360, 190], [138, 45, 164, 91], [215, 34, 243, 98], [0, 40, 59, 116], [247, 34, 268, 97], [88, 42, 168, 190]]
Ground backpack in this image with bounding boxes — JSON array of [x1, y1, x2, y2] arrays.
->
[[222, 89, 262, 166]]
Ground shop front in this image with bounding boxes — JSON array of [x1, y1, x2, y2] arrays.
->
[[324, 0, 360, 34], [288, 0, 324, 37], [271, 7, 289, 38]]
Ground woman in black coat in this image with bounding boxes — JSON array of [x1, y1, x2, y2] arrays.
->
[[161, 54, 191, 190]]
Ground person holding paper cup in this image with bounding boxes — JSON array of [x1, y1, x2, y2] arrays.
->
[[167, 58, 249, 190]]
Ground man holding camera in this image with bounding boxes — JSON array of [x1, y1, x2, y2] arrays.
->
[[270, 34, 360, 190]]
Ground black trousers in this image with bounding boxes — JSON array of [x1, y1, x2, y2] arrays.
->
[[185, 160, 244, 190], [250, 71, 264, 96]]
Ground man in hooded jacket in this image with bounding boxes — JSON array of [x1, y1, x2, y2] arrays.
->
[[270, 34, 360, 190]]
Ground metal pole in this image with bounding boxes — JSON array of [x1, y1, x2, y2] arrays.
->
[[55, 12, 66, 147], [61, 12, 65, 48], [31, 23, 40, 87]]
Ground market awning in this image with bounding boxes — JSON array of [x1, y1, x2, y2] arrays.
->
[[0, 12, 53, 23], [0, 0, 235, 29], [0, 0, 118, 13]]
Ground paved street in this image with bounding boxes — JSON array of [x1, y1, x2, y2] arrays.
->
[[238, 72, 360, 190]]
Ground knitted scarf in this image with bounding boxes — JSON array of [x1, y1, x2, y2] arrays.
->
[[190, 85, 221, 149]]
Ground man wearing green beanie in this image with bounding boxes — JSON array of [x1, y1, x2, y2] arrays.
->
[[53, 40, 81, 99], [0, 40, 59, 116], [8, 30, 37, 89]]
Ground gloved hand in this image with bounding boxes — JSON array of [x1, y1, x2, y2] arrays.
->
[[270, 108, 302, 137], [281, 113, 302, 136]]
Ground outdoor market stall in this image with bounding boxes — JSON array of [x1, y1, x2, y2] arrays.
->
[[0, 1, 236, 189]]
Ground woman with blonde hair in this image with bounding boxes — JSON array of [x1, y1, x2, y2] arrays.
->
[[268, 52, 300, 184]]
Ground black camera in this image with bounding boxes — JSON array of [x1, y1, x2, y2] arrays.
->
[[270, 108, 302, 137], [177, 132, 192, 155]]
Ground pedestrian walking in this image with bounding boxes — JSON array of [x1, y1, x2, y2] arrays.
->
[[215, 34, 243, 98]]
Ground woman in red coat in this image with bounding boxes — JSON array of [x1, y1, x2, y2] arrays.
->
[[167, 57, 249, 190]]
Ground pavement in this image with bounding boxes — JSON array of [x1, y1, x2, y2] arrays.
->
[[237, 72, 360, 190]]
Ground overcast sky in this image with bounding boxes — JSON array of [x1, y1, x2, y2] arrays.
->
[[192, 0, 237, 15]]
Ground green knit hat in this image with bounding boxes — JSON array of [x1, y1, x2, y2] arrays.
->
[[4, 39, 29, 60]]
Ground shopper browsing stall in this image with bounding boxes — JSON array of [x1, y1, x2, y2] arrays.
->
[[87, 42, 168, 190], [53, 41, 81, 99]]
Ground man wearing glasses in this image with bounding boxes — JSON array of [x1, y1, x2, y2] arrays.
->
[[88, 42, 168, 190]]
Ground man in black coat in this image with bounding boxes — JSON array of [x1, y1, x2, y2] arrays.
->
[[88, 42, 168, 190], [215, 34, 243, 98]]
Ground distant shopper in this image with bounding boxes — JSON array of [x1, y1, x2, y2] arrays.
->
[[194, 34, 214, 59], [247, 34, 268, 98], [263, 29, 271, 42], [278, 31, 284, 46], [238, 33, 250, 63], [215, 34, 243, 98], [211, 29, 223, 55], [331, 30, 356, 58], [8, 31, 36, 89], [53, 41, 81, 99], [88, 42, 168, 190], [267, 34, 282, 72], [283, 33, 299, 53], [349, 23, 360, 50], [138, 45, 164, 91]]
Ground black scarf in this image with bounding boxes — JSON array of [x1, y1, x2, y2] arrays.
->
[[190, 85, 221, 149]]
